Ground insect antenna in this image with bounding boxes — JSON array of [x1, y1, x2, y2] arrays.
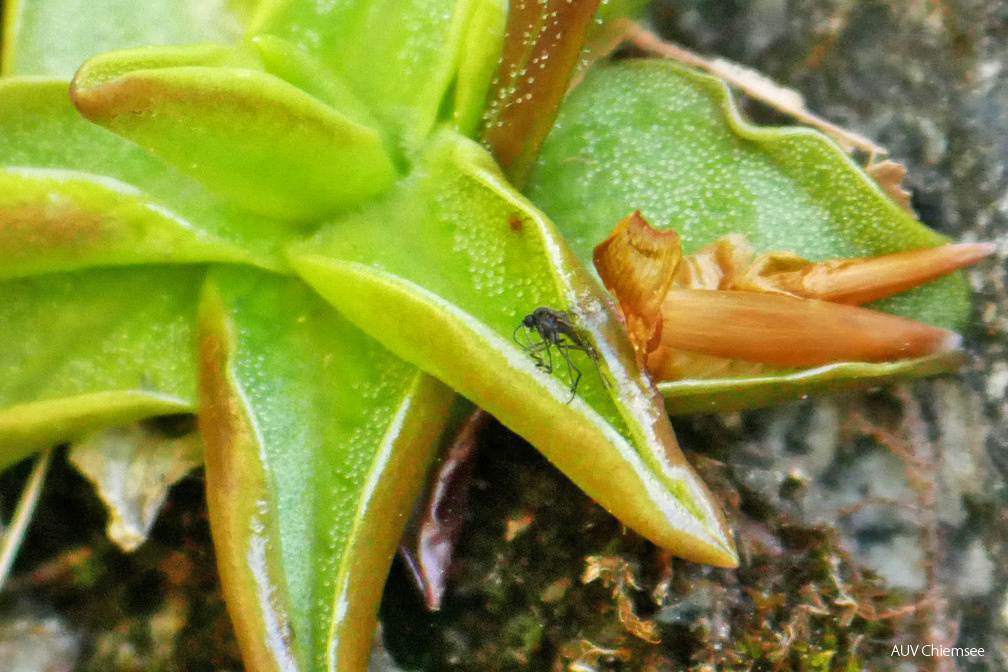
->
[[512, 323, 529, 348]]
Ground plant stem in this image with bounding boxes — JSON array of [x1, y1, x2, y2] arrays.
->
[[0, 447, 54, 590]]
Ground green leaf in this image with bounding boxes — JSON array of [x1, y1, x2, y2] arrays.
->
[[251, 0, 506, 156], [0, 77, 289, 275], [0, 168, 272, 278], [450, 0, 508, 137], [526, 60, 974, 409], [290, 130, 737, 567], [2, 0, 249, 77], [248, 35, 383, 132], [197, 268, 457, 671], [528, 61, 969, 328], [0, 267, 201, 471], [70, 54, 399, 221], [61, 42, 263, 85], [659, 352, 963, 415]]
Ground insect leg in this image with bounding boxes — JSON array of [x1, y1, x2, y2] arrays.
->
[[515, 323, 552, 370], [556, 343, 582, 402], [561, 335, 609, 391], [512, 324, 527, 348], [542, 340, 554, 373], [586, 344, 609, 389], [525, 341, 553, 372]]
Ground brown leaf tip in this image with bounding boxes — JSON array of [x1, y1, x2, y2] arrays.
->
[[593, 212, 684, 363], [592, 211, 682, 321]]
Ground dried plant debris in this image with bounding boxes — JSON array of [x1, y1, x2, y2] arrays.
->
[[582, 555, 661, 644], [605, 20, 888, 156], [0, 460, 240, 671], [68, 416, 202, 552], [592, 211, 991, 381], [866, 159, 914, 213], [399, 408, 488, 611]]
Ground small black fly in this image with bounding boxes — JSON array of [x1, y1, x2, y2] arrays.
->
[[513, 307, 608, 401]]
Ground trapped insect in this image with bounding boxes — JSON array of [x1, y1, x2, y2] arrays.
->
[[513, 307, 608, 401]]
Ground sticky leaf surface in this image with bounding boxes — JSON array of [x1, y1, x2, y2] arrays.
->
[[252, 0, 506, 156], [0, 268, 201, 469], [527, 61, 973, 410], [71, 58, 398, 220], [291, 131, 737, 567], [198, 268, 456, 671]]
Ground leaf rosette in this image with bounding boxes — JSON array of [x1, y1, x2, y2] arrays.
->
[[0, 1, 983, 670]]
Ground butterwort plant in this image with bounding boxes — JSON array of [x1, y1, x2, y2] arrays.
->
[[0, 1, 989, 670]]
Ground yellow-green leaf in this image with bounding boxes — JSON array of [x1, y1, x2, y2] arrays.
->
[[0, 77, 289, 275], [71, 55, 398, 220], [290, 130, 737, 567], [0, 268, 201, 470], [198, 267, 457, 671]]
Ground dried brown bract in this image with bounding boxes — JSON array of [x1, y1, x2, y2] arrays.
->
[[592, 212, 993, 381]]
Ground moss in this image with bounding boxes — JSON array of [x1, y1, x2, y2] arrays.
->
[[376, 419, 925, 671]]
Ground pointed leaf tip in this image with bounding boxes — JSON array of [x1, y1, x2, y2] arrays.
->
[[198, 269, 457, 670], [290, 131, 738, 568]]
